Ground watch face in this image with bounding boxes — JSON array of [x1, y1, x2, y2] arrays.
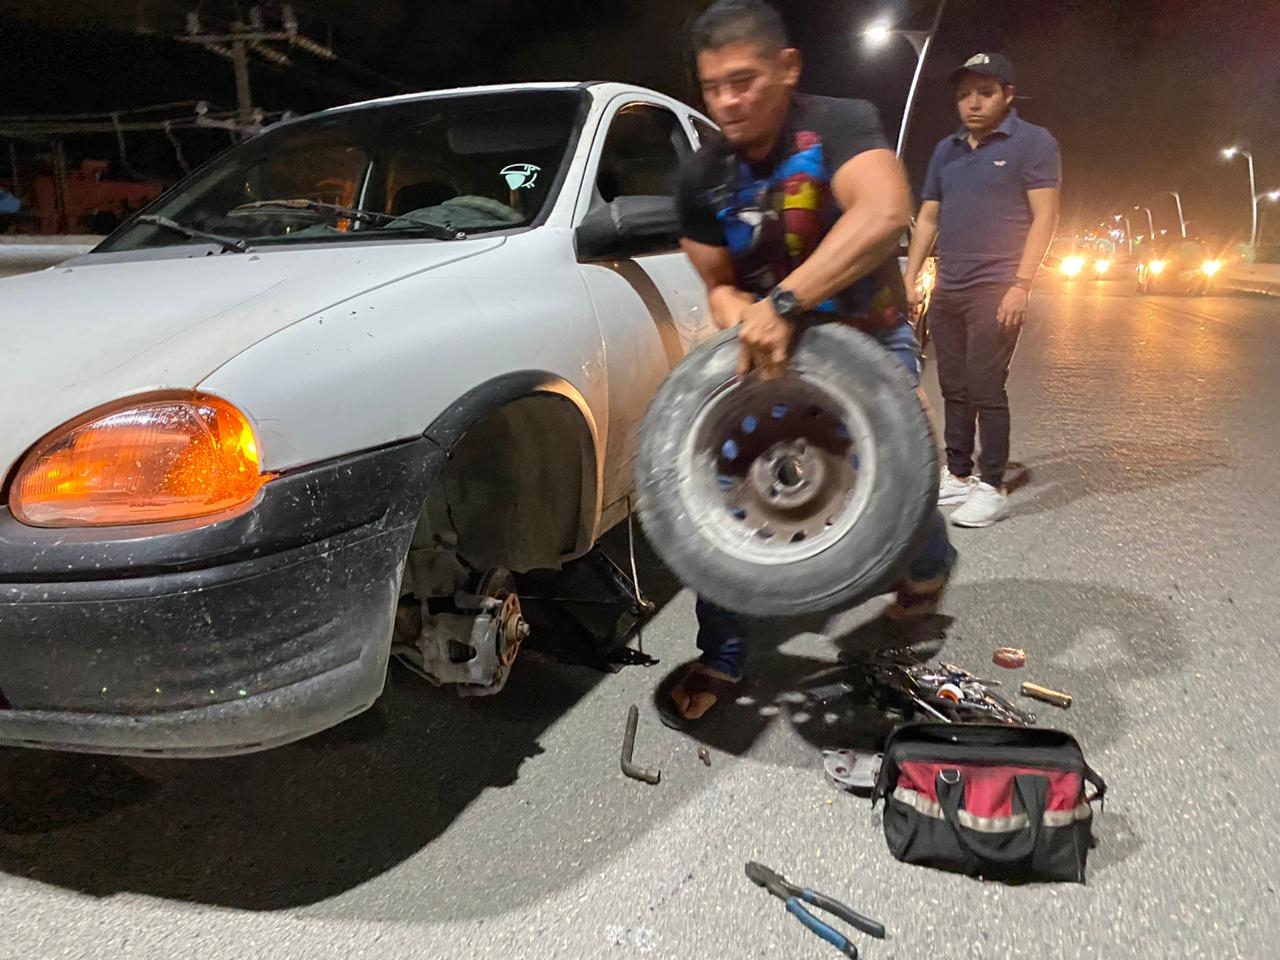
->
[[771, 287, 799, 317]]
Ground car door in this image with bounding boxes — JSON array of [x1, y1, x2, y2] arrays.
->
[[575, 98, 714, 511]]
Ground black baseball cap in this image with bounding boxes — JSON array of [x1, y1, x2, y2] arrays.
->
[[949, 52, 1016, 86]]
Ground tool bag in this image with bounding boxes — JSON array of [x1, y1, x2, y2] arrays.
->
[[872, 722, 1107, 883]]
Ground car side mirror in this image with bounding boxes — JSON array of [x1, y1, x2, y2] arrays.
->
[[575, 195, 681, 261]]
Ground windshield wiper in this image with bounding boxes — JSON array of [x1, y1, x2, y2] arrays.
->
[[230, 198, 464, 240], [134, 215, 252, 253]]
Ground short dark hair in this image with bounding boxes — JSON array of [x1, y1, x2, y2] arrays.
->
[[691, 0, 789, 55]]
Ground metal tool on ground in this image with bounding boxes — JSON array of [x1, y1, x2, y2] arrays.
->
[[620, 704, 661, 784], [745, 862, 885, 958], [1020, 681, 1072, 709], [842, 649, 1037, 726], [823, 749, 881, 793]]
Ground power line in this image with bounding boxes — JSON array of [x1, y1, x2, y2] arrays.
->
[[244, 49, 381, 105], [328, 52, 412, 94], [0, 101, 225, 123], [280, 0, 410, 92], [0, 106, 288, 138]]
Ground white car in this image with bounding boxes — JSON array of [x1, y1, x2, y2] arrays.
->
[[0, 82, 717, 756]]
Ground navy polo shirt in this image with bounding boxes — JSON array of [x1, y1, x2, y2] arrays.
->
[[921, 110, 1061, 290]]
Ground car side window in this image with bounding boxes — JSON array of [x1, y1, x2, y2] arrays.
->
[[596, 103, 690, 203]]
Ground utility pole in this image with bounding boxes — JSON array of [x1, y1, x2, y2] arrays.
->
[[231, 35, 254, 129], [178, 4, 335, 138]]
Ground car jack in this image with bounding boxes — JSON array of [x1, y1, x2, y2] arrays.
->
[[516, 533, 658, 673]]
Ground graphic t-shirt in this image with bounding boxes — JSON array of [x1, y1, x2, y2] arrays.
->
[[675, 94, 908, 330]]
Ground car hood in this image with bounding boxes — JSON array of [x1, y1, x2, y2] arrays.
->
[[0, 237, 503, 483]]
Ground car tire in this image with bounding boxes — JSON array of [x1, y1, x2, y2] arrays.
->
[[635, 323, 938, 618]]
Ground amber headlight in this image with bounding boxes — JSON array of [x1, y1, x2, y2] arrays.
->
[[9, 395, 268, 528]]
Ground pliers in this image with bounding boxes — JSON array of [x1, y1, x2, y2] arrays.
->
[[745, 862, 885, 958]]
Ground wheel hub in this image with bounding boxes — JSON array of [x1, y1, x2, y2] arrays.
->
[[683, 374, 873, 564]]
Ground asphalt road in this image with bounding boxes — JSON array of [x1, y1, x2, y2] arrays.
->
[[3, 283, 1279, 960]]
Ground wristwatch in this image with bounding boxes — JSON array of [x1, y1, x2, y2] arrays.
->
[[768, 285, 803, 320], [1012, 277, 1033, 291]]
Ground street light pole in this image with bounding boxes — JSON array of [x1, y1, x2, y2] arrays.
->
[[1222, 147, 1258, 247], [895, 0, 948, 159], [1134, 205, 1155, 240], [863, 0, 948, 159], [1113, 214, 1132, 255], [1254, 189, 1280, 246], [1163, 190, 1186, 238]]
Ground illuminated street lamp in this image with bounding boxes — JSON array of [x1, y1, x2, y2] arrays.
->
[[1162, 190, 1187, 238], [861, 0, 948, 158], [864, 23, 893, 45], [1134, 205, 1155, 241], [1221, 146, 1258, 247]]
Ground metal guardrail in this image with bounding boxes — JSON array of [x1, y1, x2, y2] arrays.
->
[[1217, 262, 1280, 297]]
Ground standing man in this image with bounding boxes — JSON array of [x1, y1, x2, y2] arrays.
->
[[665, 0, 956, 725], [905, 53, 1060, 527]]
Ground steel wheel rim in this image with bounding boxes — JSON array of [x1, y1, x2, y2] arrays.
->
[[677, 372, 877, 567]]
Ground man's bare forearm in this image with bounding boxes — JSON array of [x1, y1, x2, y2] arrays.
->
[[1015, 189, 1060, 284], [781, 207, 908, 310], [1016, 213, 1057, 283]]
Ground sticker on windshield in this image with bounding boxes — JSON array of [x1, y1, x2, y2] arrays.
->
[[501, 163, 540, 190]]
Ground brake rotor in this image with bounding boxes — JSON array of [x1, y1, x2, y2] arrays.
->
[[476, 568, 529, 668]]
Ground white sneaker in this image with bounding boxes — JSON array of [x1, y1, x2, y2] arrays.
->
[[950, 482, 1009, 527], [938, 467, 975, 505]]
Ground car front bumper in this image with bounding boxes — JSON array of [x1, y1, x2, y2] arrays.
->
[[0, 438, 441, 757]]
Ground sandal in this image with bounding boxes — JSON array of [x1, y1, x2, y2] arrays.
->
[[659, 664, 744, 731]]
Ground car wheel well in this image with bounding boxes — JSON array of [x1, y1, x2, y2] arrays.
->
[[415, 388, 600, 579]]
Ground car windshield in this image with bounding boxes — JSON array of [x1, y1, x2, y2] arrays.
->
[[100, 89, 586, 252]]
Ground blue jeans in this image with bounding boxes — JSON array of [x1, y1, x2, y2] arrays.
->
[[696, 319, 954, 677]]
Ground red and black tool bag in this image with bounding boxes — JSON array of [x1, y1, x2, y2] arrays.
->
[[872, 723, 1107, 883]]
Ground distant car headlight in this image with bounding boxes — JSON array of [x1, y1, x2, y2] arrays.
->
[[9, 395, 268, 528], [1148, 259, 1168, 275], [1093, 259, 1111, 275], [1201, 259, 1222, 277], [1060, 255, 1085, 277]]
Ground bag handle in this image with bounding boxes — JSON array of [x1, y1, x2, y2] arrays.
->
[[1083, 762, 1108, 804], [936, 770, 1048, 864]]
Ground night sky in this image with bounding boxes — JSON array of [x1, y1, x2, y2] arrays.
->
[[2, 0, 1278, 240]]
